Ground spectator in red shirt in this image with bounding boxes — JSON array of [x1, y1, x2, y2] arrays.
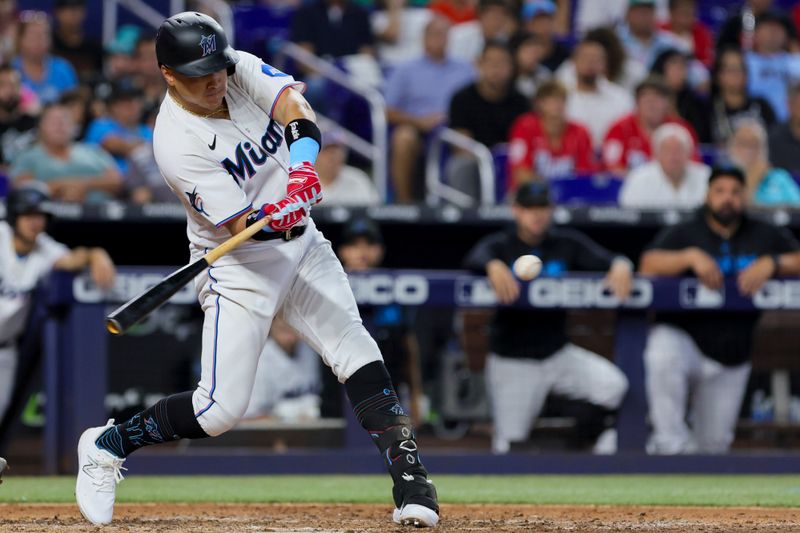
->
[[429, 0, 476, 24], [659, 0, 713, 67], [602, 76, 698, 175], [508, 80, 596, 187]]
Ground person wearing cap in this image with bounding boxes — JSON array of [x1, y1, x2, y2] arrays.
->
[[0, 182, 115, 430], [619, 122, 709, 208], [316, 129, 380, 206], [602, 75, 699, 174], [10, 103, 122, 203], [639, 166, 800, 454], [744, 11, 800, 122], [463, 181, 632, 454], [51, 0, 103, 80], [85, 85, 153, 174], [521, 0, 570, 72]]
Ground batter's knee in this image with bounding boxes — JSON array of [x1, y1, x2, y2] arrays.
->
[[193, 390, 250, 437], [328, 323, 383, 383]]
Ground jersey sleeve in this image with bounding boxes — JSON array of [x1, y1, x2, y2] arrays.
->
[[507, 115, 534, 175], [463, 232, 508, 272], [231, 51, 306, 119], [36, 233, 70, 271], [154, 139, 252, 228]]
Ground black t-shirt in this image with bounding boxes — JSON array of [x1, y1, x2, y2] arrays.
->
[[708, 96, 776, 146], [541, 41, 571, 72], [0, 114, 38, 165], [290, 2, 374, 58], [52, 33, 104, 80], [648, 209, 800, 366], [448, 83, 529, 148], [464, 227, 617, 359]]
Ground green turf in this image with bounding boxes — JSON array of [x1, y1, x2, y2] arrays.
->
[[2, 475, 800, 507]]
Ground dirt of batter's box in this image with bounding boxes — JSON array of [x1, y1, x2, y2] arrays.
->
[[0, 503, 799, 532]]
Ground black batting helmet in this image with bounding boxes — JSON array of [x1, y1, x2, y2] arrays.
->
[[155, 12, 239, 77], [6, 182, 56, 227]]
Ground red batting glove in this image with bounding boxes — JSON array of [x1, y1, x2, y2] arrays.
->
[[287, 161, 323, 206], [259, 196, 308, 232]]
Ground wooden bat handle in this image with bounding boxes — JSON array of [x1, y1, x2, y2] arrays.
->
[[203, 214, 271, 265]]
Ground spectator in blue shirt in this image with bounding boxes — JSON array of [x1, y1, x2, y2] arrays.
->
[[85, 86, 152, 174], [10, 103, 122, 203], [745, 12, 800, 121], [12, 12, 77, 104], [385, 15, 475, 203]]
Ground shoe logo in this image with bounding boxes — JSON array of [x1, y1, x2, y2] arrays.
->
[[208, 134, 217, 150], [402, 473, 414, 482], [82, 459, 116, 493]]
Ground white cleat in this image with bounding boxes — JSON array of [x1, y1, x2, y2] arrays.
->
[[76, 419, 126, 525], [0, 456, 7, 484], [392, 503, 440, 527]]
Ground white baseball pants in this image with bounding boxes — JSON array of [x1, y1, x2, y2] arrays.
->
[[0, 346, 16, 425], [190, 220, 382, 436], [486, 343, 628, 453], [644, 324, 751, 454]]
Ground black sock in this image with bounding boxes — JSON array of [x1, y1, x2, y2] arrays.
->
[[345, 361, 405, 425], [94, 391, 208, 458]]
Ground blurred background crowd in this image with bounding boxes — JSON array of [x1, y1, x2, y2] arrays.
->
[[0, 0, 799, 208]]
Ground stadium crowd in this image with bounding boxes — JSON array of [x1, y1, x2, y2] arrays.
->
[[0, 0, 799, 206]]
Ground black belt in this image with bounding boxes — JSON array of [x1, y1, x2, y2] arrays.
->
[[261, 224, 306, 242]]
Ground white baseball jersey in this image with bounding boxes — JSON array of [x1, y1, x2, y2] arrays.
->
[[0, 221, 68, 343], [153, 51, 306, 265]]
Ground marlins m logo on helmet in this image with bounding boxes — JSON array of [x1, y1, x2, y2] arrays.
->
[[199, 34, 217, 57]]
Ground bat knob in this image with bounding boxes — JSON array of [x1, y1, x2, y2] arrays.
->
[[106, 319, 123, 335]]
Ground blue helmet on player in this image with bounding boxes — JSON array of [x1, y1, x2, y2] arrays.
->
[[5, 182, 56, 229]]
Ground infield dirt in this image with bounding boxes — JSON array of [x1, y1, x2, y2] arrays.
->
[[1, 503, 799, 532]]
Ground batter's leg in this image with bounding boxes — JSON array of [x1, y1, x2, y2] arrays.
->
[[689, 358, 751, 454], [643, 324, 699, 454], [281, 231, 438, 527], [78, 262, 289, 525], [485, 353, 551, 454]]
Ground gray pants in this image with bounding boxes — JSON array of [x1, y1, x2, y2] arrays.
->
[[0, 346, 17, 425], [486, 343, 628, 454], [644, 324, 751, 454]]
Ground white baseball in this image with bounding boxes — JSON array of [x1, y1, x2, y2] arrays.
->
[[512, 255, 542, 281]]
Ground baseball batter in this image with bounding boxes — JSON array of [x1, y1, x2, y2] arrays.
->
[[0, 183, 115, 427], [75, 12, 438, 528]]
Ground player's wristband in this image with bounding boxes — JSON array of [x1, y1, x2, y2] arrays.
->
[[771, 254, 782, 275], [285, 119, 321, 165]]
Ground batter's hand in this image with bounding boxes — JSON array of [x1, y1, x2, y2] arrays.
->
[[688, 247, 723, 290], [259, 196, 308, 232], [737, 256, 776, 296], [487, 259, 520, 305], [287, 162, 323, 206]]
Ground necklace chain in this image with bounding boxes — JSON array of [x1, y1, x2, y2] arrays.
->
[[169, 89, 228, 118]]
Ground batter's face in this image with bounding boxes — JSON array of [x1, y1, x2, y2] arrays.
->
[[162, 67, 228, 112], [14, 213, 47, 245], [512, 204, 553, 240]]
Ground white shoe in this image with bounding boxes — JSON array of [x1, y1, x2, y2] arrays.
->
[[76, 419, 127, 525], [0, 456, 6, 484], [592, 428, 618, 455], [392, 503, 439, 527]]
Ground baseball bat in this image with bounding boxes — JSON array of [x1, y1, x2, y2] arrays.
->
[[105, 215, 271, 335]]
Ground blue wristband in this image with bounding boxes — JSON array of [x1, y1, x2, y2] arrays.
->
[[288, 137, 320, 166]]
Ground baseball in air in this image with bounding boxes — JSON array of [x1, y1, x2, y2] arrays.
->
[[512, 255, 542, 281]]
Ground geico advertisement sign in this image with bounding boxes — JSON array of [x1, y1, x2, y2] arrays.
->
[[457, 277, 653, 308], [73, 272, 196, 304], [349, 274, 430, 305], [752, 280, 800, 309]]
